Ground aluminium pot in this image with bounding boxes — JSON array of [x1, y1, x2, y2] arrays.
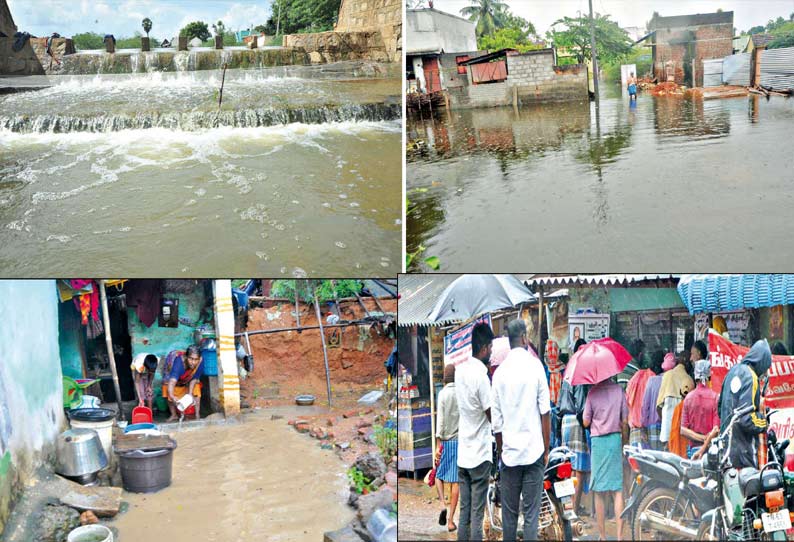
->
[[55, 428, 108, 478]]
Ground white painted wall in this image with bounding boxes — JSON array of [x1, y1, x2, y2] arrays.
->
[[406, 9, 477, 55]]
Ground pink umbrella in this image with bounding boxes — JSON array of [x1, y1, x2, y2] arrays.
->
[[563, 337, 632, 385]]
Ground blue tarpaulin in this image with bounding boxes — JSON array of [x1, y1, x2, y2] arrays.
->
[[677, 274, 794, 314]]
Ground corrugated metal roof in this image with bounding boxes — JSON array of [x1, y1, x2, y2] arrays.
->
[[524, 275, 681, 288], [678, 274, 794, 314], [398, 274, 461, 326]]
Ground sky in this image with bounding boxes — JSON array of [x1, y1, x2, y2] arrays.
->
[[8, 0, 273, 39], [428, 0, 794, 36]]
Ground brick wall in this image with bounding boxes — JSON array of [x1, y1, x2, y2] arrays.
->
[[0, 0, 44, 75], [507, 51, 588, 103], [653, 23, 732, 86]]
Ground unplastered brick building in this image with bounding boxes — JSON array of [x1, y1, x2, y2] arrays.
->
[[646, 11, 734, 87]]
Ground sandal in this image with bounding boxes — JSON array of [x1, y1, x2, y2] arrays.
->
[[439, 509, 447, 526], [447, 521, 457, 532]]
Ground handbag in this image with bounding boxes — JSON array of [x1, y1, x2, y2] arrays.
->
[[424, 466, 436, 487]]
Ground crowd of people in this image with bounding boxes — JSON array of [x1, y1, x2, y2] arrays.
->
[[429, 318, 775, 541]]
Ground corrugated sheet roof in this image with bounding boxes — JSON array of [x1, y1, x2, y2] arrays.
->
[[398, 274, 462, 327], [752, 33, 775, 48], [524, 274, 681, 288], [678, 274, 794, 314]]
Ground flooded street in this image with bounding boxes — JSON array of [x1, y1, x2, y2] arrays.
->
[[406, 89, 794, 270], [111, 413, 353, 542], [0, 63, 401, 276]]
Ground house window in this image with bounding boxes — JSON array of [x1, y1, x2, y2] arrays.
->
[[456, 56, 470, 74]]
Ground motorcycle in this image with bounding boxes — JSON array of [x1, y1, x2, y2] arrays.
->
[[622, 441, 716, 540], [482, 446, 585, 541], [698, 405, 792, 541]]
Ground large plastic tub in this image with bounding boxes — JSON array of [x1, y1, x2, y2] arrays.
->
[[118, 448, 175, 493]]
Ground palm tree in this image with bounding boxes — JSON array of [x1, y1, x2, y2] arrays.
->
[[460, 0, 509, 37], [142, 18, 152, 38]]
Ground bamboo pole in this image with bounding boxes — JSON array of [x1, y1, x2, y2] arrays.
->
[[218, 63, 228, 111], [428, 327, 437, 458], [99, 280, 125, 421], [537, 287, 544, 359], [234, 321, 369, 337], [295, 286, 301, 332], [352, 290, 373, 319], [313, 282, 333, 407]]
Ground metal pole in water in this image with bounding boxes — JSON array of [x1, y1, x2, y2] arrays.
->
[[589, 0, 599, 100], [99, 280, 125, 421], [313, 282, 333, 407], [218, 62, 228, 111]]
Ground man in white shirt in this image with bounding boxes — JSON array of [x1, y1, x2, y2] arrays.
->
[[492, 319, 551, 542], [455, 322, 494, 541]]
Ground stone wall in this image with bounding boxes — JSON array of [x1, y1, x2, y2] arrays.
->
[[507, 50, 588, 103], [283, 31, 392, 63], [29, 37, 74, 72], [285, 0, 400, 63], [0, 280, 66, 534], [0, 0, 44, 75]]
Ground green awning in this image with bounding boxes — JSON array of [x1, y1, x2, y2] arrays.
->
[[609, 288, 686, 313]]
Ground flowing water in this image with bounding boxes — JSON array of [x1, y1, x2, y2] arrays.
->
[[111, 415, 353, 541], [406, 89, 794, 271], [0, 63, 401, 276]]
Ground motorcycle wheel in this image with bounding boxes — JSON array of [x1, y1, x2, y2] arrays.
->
[[539, 499, 573, 542], [633, 486, 696, 541], [695, 517, 725, 541]]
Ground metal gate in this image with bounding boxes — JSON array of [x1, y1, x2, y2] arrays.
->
[[723, 52, 751, 86], [760, 47, 794, 91], [703, 58, 723, 87]]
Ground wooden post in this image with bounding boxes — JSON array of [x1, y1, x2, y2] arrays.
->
[[99, 280, 124, 421], [428, 327, 436, 457], [218, 63, 227, 111], [537, 288, 544, 359], [313, 283, 333, 407], [141, 37, 150, 52], [513, 85, 518, 112], [178, 36, 188, 51], [294, 285, 301, 332], [214, 35, 223, 50]]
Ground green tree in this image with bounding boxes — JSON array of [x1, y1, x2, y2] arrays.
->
[[769, 30, 794, 48], [264, 0, 341, 35], [460, 0, 509, 37], [478, 27, 542, 52], [142, 17, 152, 37], [270, 280, 363, 303], [253, 24, 268, 34], [495, 7, 536, 36], [180, 21, 211, 41], [748, 25, 766, 34], [547, 13, 631, 64], [71, 32, 105, 50], [212, 20, 226, 37]]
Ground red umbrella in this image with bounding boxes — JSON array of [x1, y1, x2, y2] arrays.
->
[[563, 338, 632, 385]]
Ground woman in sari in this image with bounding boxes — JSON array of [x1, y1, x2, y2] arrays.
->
[[163, 345, 204, 421]]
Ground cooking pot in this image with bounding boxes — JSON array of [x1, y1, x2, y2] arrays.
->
[[55, 428, 108, 478]]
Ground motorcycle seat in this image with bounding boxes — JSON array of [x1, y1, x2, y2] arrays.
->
[[642, 450, 702, 479], [738, 468, 761, 498]]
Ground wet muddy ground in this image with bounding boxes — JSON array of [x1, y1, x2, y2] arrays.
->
[[406, 89, 794, 271], [398, 477, 620, 541], [110, 409, 354, 541]]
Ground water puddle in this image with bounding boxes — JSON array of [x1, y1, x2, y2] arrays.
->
[[111, 415, 353, 541]]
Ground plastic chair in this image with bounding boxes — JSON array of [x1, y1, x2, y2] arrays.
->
[[131, 406, 153, 424]]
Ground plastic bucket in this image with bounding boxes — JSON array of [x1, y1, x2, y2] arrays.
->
[[67, 524, 113, 542], [202, 348, 218, 376], [68, 409, 115, 462], [118, 448, 175, 493], [124, 423, 160, 435]]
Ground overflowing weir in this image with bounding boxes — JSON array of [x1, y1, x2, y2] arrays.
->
[[0, 62, 402, 276]]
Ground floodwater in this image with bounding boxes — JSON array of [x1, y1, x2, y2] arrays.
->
[[0, 62, 401, 276], [111, 415, 353, 541], [406, 88, 794, 271]]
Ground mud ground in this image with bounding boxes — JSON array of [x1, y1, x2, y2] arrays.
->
[[398, 477, 622, 541], [241, 297, 396, 407]]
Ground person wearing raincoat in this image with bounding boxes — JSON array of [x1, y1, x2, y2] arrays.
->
[[718, 339, 771, 469]]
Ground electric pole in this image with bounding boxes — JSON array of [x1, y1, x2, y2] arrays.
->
[[588, 0, 599, 98]]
